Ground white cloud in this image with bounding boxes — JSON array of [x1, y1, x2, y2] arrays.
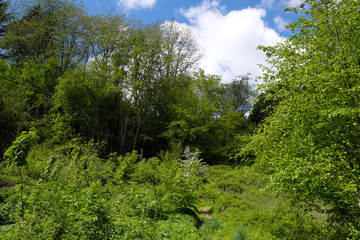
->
[[284, 0, 303, 7], [259, 0, 275, 8], [274, 16, 288, 31], [117, 0, 156, 10], [180, 0, 225, 21], [180, 0, 282, 83]]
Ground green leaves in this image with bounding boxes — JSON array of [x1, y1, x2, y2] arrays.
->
[[1, 0, 90, 71], [252, 0, 360, 234], [4, 130, 38, 167]]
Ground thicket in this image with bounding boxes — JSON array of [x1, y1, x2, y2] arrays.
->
[[1, 139, 327, 239]]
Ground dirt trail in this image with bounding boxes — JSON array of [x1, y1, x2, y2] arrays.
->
[[200, 206, 212, 219]]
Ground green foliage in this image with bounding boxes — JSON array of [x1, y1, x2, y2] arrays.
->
[[0, 0, 254, 163], [0, 0, 10, 38], [231, 227, 248, 240], [25, 141, 57, 179], [180, 146, 206, 179], [2, 0, 89, 70], [4, 130, 38, 167], [0, 141, 333, 239], [163, 70, 252, 162], [248, 83, 281, 124], [0, 0, 338, 239], [0, 60, 30, 156], [155, 213, 201, 239], [17, 60, 61, 120], [201, 217, 222, 235], [41, 155, 57, 181], [54, 67, 125, 147], [252, 0, 360, 236], [222, 74, 255, 113], [199, 165, 328, 239], [69, 182, 116, 240], [129, 146, 205, 215], [116, 151, 139, 182]]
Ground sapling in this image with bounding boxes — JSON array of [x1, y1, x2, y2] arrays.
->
[[4, 129, 39, 218]]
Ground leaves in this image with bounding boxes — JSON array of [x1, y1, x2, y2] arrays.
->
[[4, 130, 38, 167], [252, 0, 360, 233]]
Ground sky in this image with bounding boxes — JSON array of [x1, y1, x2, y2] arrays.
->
[[77, 0, 303, 83]]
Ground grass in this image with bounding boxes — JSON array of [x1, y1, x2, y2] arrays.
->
[[196, 164, 327, 239]]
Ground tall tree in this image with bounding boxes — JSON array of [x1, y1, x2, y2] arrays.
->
[[54, 18, 202, 155], [0, 0, 10, 37], [1, 0, 90, 73], [122, 21, 202, 152], [252, 0, 360, 236], [0, 0, 91, 135], [160, 20, 201, 80]]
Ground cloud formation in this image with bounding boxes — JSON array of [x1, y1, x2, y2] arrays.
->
[[259, 0, 275, 8], [284, 0, 303, 7], [180, 0, 282, 83], [274, 16, 288, 31], [117, 0, 156, 10]]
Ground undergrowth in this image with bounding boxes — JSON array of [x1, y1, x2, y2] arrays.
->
[[0, 140, 330, 239]]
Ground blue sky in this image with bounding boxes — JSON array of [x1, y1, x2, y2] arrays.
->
[[78, 0, 303, 83]]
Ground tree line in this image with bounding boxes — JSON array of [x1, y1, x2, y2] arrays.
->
[[0, 0, 255, 162]]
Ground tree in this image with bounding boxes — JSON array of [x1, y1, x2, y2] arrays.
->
[[162, 70, 250, 163], [252, 0, 360, 236], [0, 0, 10, 59], [248, 81, 282, 124], [0, 60, 29, 156], [0, 0, 10, 37], [137, 21, 202, 155], [1, 0, 90, 73], [86, 11, 130, 73], [222, 74, 255, 113], [160, 20, 201, 80], [162, 71, 222, 145], [4, 129, 38, 217], [54, 19, 202, 155]]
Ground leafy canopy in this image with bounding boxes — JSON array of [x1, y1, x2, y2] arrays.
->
[[252, 0, 360, 234]]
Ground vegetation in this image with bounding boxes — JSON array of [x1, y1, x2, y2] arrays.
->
[[251, 0, 360, 238], [0, 0, 359, 239]]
